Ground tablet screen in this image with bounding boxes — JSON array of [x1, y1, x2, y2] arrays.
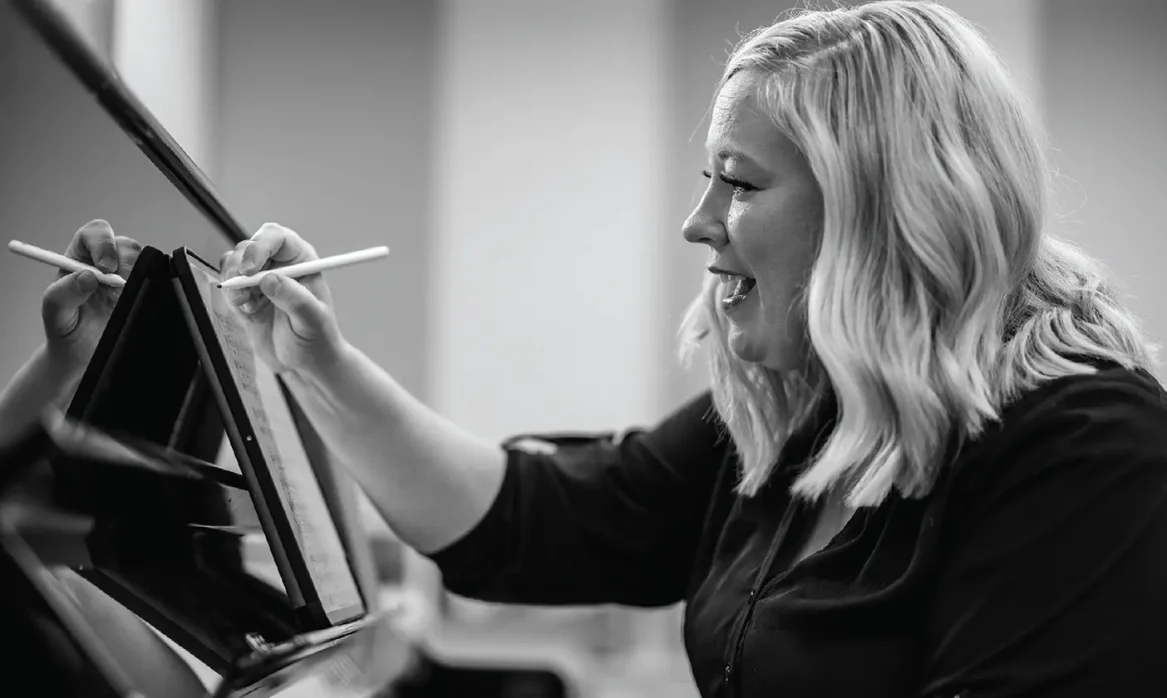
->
[[183, 251, 364, 625]]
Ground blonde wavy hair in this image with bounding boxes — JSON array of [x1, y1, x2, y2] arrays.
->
[[679, 0, 1157, 505]]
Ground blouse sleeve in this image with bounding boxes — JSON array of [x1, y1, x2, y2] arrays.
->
[[919, 369, 1167, 697], [425, 391, 725, 608]]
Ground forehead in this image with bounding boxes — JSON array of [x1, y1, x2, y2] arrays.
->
[[706, 72, 791, 162]]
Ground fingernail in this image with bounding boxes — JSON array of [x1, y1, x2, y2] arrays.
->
[[241, 259, 256, 274], [76, 271, 97, 292], [259, 274, 281, 295], [241, 299, 256, 314], [99, 254, 118, 272]]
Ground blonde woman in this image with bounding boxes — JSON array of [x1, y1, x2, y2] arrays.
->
[[216, 1, 1164, 696]]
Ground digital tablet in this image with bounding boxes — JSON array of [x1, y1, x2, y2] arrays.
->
[[172, 247, 365, 629]]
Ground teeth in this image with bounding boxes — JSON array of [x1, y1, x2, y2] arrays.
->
[[719, 276, 757, 312], [731, 277, 757, 295]]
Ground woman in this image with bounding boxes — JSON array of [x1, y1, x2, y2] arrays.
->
[[219, 2, 1167, 694], [60, 1, 1167, 696]]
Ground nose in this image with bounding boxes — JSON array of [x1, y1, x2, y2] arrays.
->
[[682, 204, 728, 249]]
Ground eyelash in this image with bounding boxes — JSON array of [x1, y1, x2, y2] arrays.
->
[[701, 169, 756, 194]]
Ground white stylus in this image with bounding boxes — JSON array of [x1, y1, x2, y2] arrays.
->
[[216, 245, 390, 290], [7, 240, 126, 288]]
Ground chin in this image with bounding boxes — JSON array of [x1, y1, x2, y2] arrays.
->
[[728, 327, 804, 372], [727, 327, 768, 365]]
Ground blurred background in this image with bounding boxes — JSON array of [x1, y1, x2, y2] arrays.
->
[[1, 0, 1164, 696]]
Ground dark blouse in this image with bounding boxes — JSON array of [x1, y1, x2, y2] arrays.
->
[[428, 363, 1167, 697]]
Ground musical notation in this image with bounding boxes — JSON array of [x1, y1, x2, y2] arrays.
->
[[191, 262, 363, 618]]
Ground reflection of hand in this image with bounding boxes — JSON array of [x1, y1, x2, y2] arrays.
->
[[220, 223, 345, 375], [42, 220, 140, 378]]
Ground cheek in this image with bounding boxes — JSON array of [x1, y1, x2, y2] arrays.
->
[[752, 237, 815, 324], [758, 271, 803, 323], [728, 193, 820, 298]]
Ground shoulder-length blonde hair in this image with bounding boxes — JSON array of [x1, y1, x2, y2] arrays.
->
[[679, 0, 1157, 505]]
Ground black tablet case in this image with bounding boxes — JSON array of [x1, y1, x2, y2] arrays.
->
[[64, 246, 365, 672]]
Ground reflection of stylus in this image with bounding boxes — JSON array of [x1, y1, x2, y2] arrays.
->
[[216, 246, 390, 290], [7, 240, 126, 288]]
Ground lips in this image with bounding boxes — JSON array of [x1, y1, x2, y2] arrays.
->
[[709, 266, 757, 313]]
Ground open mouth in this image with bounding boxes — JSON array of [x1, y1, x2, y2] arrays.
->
[[718, 273, 757, 313]]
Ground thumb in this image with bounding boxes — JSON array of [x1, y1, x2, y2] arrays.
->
[[42, 271, 99, 337], [257, 273, 331, 340]]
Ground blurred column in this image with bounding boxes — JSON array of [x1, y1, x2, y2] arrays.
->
[[411, 0, 672, 637], [110, 0, 217, 176], [429, 0, 670, 440]]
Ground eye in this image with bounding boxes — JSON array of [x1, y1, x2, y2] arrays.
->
[[701, 169, 756, 195], [722, 175, 757, 196]]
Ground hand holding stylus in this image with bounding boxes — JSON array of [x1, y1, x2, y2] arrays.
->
[[219, 223, 358, 376], [9, 220, 141, 377], [8, 239, 127, 288]]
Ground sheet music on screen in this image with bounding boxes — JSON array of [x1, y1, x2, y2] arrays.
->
[[187, 255, 363, 620]]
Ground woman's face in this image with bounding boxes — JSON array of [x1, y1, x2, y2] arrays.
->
[[682, 72, 823, 371]]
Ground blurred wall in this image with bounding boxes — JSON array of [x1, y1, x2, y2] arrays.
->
[[431, 0, 670, 442], [1043, 0, 1167, 366], [215, 0, 437, 401], [112, 0, 218, 178], [0, 4, 215, 388]]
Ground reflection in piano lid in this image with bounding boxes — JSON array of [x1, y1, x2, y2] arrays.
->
[[220, 611, 415, 698]]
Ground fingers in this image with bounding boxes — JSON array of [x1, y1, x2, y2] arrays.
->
[[42, 270, 99, 338], [221, 240, 265, 314], [239, 222, 317, 274], [257, 273, 331, 341], [62, 221, 141, 281], [223, 223, 317, 317], [65, 220, 119, 274], [113, 235, 142, 279]]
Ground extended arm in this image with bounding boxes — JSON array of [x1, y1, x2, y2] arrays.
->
[[221, 224, 723, 607], [285, 341, 507, 554], [288, 348, 723, 606], [0, 345, 80, 444]]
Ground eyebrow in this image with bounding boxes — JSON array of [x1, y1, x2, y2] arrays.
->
[[709, 146, 762, 169]]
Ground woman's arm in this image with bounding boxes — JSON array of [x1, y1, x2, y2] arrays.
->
[[284, 340, 507, 554], [426, 391, 725, 607], [0, 345, 81, 443], [290, 344, 723, 605], [218, 223, 506, 554], [222, 223, 724, 605]]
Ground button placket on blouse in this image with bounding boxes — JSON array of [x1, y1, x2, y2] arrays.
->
[[724, 500, 802, 692]]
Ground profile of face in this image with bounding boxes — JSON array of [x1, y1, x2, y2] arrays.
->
[[682, 72, 823, 371]]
